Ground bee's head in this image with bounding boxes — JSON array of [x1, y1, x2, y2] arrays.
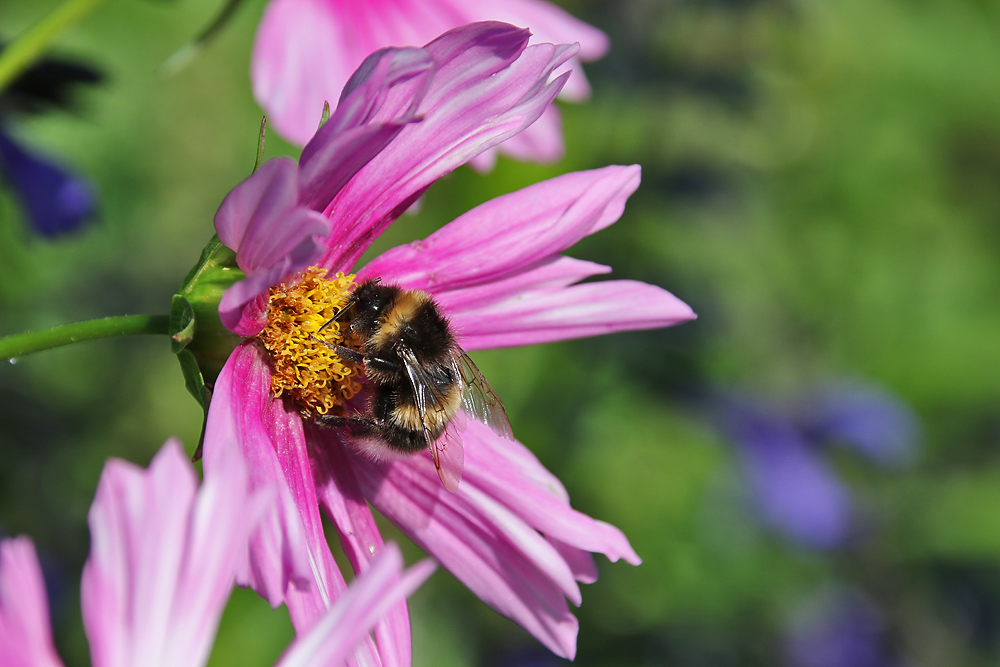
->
[[349, 279, 399, 336]]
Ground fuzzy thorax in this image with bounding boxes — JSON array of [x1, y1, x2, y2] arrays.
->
[[257, 268, 362, 414]]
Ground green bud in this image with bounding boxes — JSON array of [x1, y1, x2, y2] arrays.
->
[[318, 100, 331, 130]]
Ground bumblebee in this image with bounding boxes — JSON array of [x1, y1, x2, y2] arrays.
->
[[314, 278, 512, 490]]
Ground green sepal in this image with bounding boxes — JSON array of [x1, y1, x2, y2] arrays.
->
[[170, 295, 207, 410], [170, 234, 244, 410], [170, 293, 196, 350]]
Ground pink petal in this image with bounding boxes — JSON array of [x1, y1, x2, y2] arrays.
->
[[251, 0, 606, 149], [461, 422, 641, 566], [206, 344, 394, 666], [0, 537, 64, 667], [357, 164, 694, 349], [297, 46, 436, 212], [317, 22, 577, 271], [549, 537, 600, 585], [251, 0, 370, 146], [362, 165, 641, 291], [81, 442, 193, 667], [353, 458, 576, 658], [308, 429, 414, 667], [275, 544, 436, 667], [449, 279, 696, 351], [467, 147, 498, 173], [348, 420, 639, 660], [214, 158, 331, 332], [80, 440, 257, 667], [474, 0, 609, 100], [477, 104, 565, 168], [476, 0, 609, 61], [225, 292, 270, 339], [402, 256, 611, 313], [215, 158, 329, 275], [217, 241, 314, 334], [202, 344, 338, 628]]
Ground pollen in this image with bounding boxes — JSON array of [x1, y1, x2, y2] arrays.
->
[[257, 267, 363, 415]]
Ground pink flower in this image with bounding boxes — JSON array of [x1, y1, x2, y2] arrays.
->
[[0, 538, 62, 667], [252, 0, 609, 168], [205, 22, 694, 661], [0, 439, 434, 667]]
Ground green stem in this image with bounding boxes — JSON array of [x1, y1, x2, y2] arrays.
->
[[0, 315, 171, 360], [0, 0, 108, 94], [160, 0, 247, 76]]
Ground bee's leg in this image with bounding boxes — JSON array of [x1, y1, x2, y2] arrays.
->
[[365, 355, 401, 375], [311, 337, 402, 377], [316, 339, 401, 372], [313, 413, 346, 428], [314, 412, 382, 434], [318, 342, 366, 366]]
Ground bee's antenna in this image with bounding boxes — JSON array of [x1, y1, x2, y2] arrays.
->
[[318, 314, 340, 334], [318, 311, 346, 333], [318, 288, 362, 333], [318, 277, 383, 333]]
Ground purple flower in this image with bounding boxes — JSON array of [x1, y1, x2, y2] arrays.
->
[[797, 382, 918, 469], [0, 51, 101, 237], [251, 0, 609, 168], [783, 586, 903, 667], [723, 399, 854, 551], [203, 22, 694, 661], [0, 128, 96, 237], [717, 382, 919, 551], [0, 439, 434, 667]]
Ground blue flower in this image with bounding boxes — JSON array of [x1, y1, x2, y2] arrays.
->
[[0, 128, 95, 237], [783, 586, 903, 667], [0, 50, 102, 237], [716, 381, 919, 550]]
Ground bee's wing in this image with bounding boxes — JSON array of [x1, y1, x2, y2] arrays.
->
[[434, 418, 465, 493], [453, 351, 514, 440], [399, 346, 464, 493]]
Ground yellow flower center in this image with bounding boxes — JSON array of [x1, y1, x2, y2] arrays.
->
[[257, 267, 363, 415]]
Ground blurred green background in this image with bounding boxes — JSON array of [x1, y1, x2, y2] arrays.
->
[[2, 0, 1000, 665]]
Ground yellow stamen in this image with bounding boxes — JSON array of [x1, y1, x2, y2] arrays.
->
[[257, 268, 362, 414]]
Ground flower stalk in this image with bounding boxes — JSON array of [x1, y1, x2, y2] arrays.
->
[[0, 314, 170, 361]]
